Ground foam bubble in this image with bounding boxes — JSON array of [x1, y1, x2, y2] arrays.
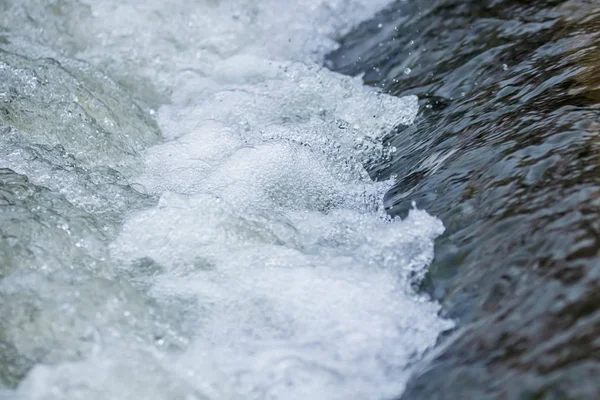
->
[[3, 1, 453, 399], [107, 4, 450, 398]]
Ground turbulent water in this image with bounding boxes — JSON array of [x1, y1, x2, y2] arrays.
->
[[0, 1, 453, 399], [329, 1, 600, 399]]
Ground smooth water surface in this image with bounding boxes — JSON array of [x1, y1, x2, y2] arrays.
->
[[329, 1, 600, 398]]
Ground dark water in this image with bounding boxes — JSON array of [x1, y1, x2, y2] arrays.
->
[[328, 0, 600, 398]]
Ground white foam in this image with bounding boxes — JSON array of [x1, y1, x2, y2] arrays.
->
[[71, 0, 395, 96], [11, 1, 453, 399]]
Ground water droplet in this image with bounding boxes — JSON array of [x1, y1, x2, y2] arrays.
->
[[377, 23, 383, 28], [403, 68, 412, 75], [502, 64, 508, 71]]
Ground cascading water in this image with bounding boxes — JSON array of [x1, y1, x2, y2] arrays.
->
[[0, 1, 452, 399]]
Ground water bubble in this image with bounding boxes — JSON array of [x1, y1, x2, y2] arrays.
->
[[0, 1, 452, 399]]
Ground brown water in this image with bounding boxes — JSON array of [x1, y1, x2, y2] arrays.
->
[[328, 0, 600, 398]]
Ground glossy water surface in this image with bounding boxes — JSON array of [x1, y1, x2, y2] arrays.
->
[[328, 0, 600, 398]]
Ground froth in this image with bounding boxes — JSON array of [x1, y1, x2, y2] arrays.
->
[[108, 12, 449, 400], [5, 0, 453, 399]]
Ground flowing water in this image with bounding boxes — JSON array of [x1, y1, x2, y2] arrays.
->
[[328, 1, 600, 399], [3, 1, 599, 399], [0, 1, 454, 399]]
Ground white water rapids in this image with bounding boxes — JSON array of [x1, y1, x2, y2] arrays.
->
[[0, 1, 453, 399]]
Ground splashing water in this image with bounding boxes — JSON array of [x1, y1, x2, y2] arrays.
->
[[0, 1, 453, 399]]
